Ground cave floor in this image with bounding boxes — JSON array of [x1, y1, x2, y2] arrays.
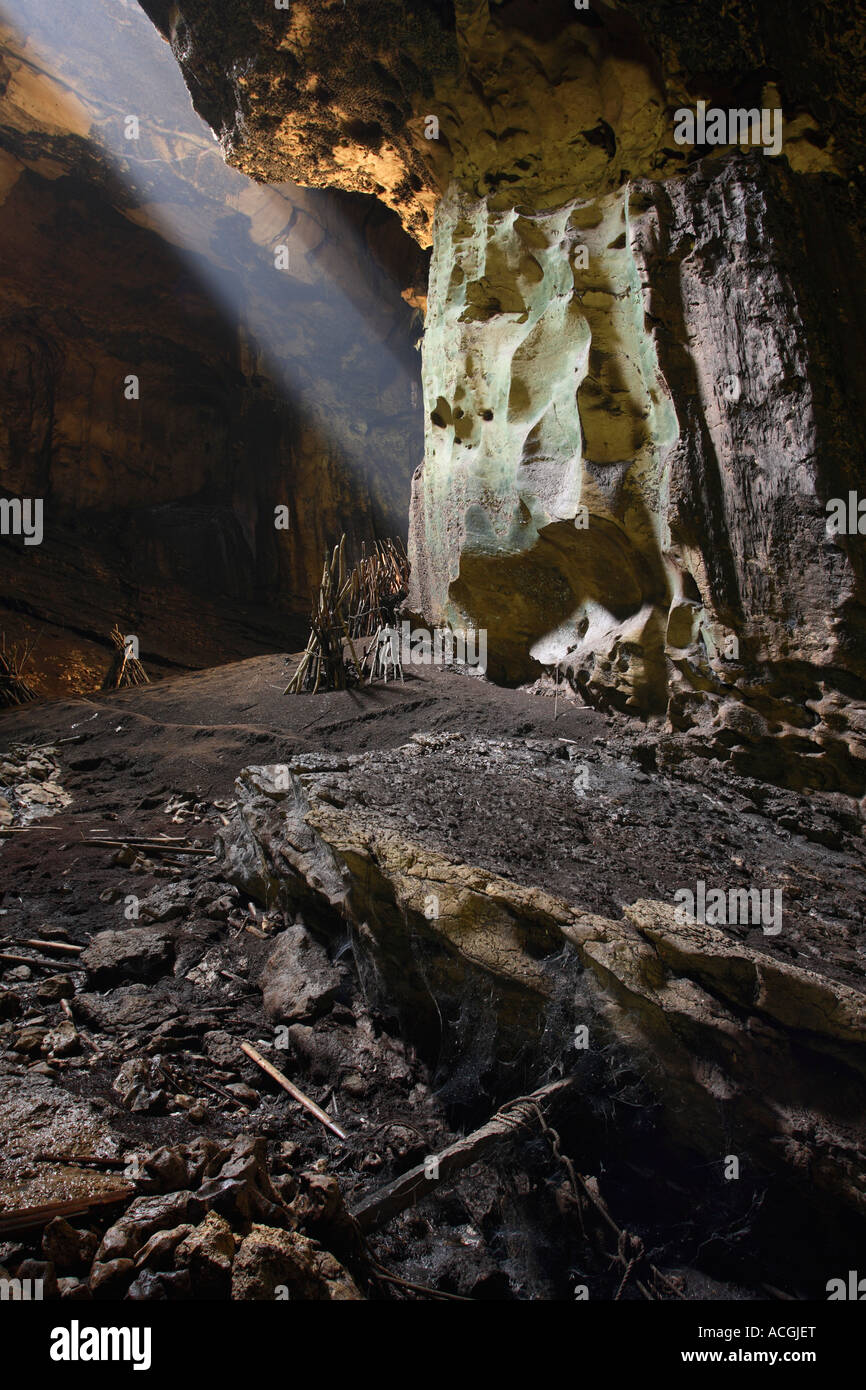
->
[[0, 655, 863, 1300], [2, 653, 863, 990]]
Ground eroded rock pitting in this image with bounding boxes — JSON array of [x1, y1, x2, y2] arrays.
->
[[410, 185, 677, 702]]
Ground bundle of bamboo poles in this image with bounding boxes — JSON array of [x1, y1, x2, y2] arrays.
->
[[286, 535, 410, 694], [101, 626, 149, 690], [0, 635, 37, 708], [285, 536, 361, 694], [347, 537, 410, 638]]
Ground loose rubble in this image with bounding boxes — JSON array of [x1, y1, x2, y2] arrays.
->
[[0, 744, 72, 826]]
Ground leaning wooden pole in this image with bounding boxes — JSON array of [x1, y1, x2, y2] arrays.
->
[[350, 1077, 574, 1232]]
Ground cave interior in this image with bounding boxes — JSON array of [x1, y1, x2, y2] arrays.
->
[[0, 0, 865, 1317]]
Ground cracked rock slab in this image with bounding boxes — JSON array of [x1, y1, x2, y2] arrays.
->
[[221, 741, 866, 1216]]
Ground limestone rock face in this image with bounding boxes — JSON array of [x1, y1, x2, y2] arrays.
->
[[408, 182, 677, 711], [138, 0, 458, 247], [409, 153, 866, 789], [137, 0, 866, 236], [579, 901, 866, 1218], [631, 157, 866, 788]]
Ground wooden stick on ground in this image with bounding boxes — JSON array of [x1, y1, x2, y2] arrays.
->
[[0, 1188, 134, 1236], [0, 827, 73, 835], [240, 1041, 347, 1140], [0, 951, 86, 971], [22, 939, 83, 954], [351, 1076, 574, 1232], [33, 1153, 128, 1169], [86, 833, 190, 843], [82, 839, 213, 855]]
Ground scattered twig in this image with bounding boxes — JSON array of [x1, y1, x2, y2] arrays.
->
[[22, 939, 83, 955], [368, 1259, 472, 1302], [240, 1041, 347, 1140], [88, 833, 189, 843], [0, 951, 86, 971], [82, 838, 212, 855], [156, 1059, 240, 1107], [33, 1153, 127, 1170]]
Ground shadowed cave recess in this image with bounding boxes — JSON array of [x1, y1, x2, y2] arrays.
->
[[0, 0, 865, 1315]]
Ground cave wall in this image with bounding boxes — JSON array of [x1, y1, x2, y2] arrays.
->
[[401, 0, 866, 789], [0, 0, 425, 694], [410, 151, 866, 789], [634, 157, 866, 788], [136, 0, 458, 247], [408, 182, 678, 707]]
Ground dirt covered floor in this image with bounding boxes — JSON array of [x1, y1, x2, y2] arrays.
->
[[0, 656, 864, 1301]]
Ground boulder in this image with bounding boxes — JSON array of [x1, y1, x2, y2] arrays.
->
[[36, 975, 75, 1003], [174, 1212, 235, 1295], [112, 1058, 166, 1114], [42, 1219, 98, 1273], [133, 1226, 195, 1271], [259, 923, 343, 1023], [82, 927, 175, 988], [96, 1192, 204, 1264], [88, 1258, 135, 1299], [126, 1268, 192, 1300], [231, 1226, 362, 1301]]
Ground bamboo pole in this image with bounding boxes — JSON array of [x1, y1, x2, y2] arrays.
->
[[351, 1078, 574, 1232], [240, 1042, 347, 1140]]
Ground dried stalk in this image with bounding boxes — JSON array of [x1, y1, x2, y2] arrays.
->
[[0, 633, 38, 707]]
